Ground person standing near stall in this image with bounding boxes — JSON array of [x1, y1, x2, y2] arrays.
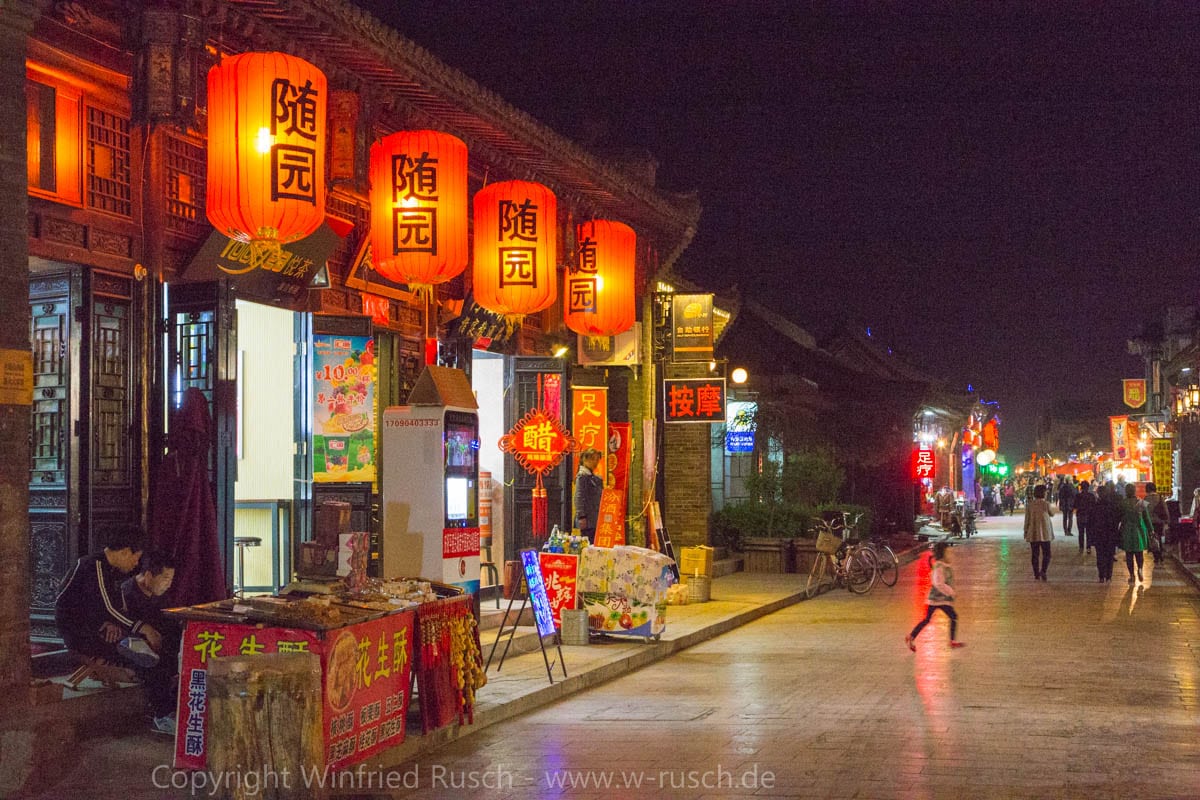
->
[[573, 448, 604, 543]]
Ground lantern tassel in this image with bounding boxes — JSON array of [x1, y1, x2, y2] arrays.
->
[[584, 335, 612, 351], [502, 314, 524, 335], [532, 474, 548, 539]]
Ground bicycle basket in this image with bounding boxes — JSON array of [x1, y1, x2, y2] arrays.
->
[[815, 530, 841, 554]]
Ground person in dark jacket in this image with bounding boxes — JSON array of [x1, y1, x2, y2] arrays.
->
[[1057, 478, 1077, 536], [121, 551, 179, 733], [55, 525, 162, 660], [1091, 484, 1122, 582], [573, 448, 604, 542], [1074, 480, 1098, 554]]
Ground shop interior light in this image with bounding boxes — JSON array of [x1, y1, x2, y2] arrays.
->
[[552, 345, 569, 359]]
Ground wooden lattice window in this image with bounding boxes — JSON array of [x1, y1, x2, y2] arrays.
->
[[92, 301, 130, 484], [86, 106, 131, 217], [165, 134, 205, 233], [30, 300, 68, 485], [173, 309, 215, 409]]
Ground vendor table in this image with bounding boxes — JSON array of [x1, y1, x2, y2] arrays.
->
[[169, 604, 415, 771]]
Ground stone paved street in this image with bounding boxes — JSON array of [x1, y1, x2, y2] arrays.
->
[[381, 514, 1200, 800], [23, 513, 1200, 799]]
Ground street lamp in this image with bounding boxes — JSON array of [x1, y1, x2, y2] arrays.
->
[[731, 367, 748, 384]]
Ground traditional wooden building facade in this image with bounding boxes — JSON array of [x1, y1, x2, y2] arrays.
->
[[3, 0, 699, 700]]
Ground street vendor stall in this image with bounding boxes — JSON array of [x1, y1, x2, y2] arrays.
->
[[577, 545, 676, 640], [168, 580, 432, 771]]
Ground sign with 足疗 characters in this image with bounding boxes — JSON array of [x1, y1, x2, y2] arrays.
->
[[912, 447, 935, 481], [173, 611, 414, 771], [571, 386, 608, 479], [538, 552, 579, 628]]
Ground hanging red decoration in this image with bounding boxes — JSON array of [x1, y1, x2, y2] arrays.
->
[[206, 52, 327, 267], [498, 406, 576, 539], [565, 219, 636, 338], [369, 130, 468, 292], [472, 180, 557, 327]]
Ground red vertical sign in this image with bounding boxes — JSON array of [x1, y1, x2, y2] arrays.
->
[[537, 552, 580, 627], [912, 447, 935, 481], [571, 386, 608, 476]]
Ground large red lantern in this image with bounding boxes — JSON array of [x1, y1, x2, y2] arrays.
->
[[565, 219, 636, 338], [472, 180, 557, 325], [206, 52, 327, 266], [369, 130, 468, 291]]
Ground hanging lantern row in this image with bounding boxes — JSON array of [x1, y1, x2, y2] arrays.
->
[[204, 53, 635, 336], [565, 219, 636, 339], [368, 130, 469, 293], [206, 52, 327, 269]]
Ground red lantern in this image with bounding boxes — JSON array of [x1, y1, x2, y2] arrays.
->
[[369, 130, 468, 291], [472, 180, 557, 325], [565, 220, 636, 338], [206, 52, 327, 266]]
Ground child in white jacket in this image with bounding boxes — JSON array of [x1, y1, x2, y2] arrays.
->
[[906, 541, 964, 650]]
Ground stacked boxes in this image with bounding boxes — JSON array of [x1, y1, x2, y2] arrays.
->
[[298, 501, 352, 578]]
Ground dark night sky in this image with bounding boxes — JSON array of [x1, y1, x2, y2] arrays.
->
[[358, 1, 1200, 456]]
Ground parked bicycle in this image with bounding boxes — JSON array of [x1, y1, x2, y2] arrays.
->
[[804, 518, 878, 598], [828, 511, 898, 587]]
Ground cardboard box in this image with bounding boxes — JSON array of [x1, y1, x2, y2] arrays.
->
[[679, 545, 714, 578]]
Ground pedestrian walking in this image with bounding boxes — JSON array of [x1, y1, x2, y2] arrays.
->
[[1092, 484, 1121, 583], [1119, 482, 1152, 584], [1003, 482, 1016, 515], [906, 541, 964, 650], [1074, 480, 1097, 553], [1142, 482, 1169, 560], [1058, 477, 1077, 536], [1189, 487, 1200, 519], [1024, 484, 1057, 580]]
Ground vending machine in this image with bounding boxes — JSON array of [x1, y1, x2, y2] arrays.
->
[[379, 366, 481, 594]]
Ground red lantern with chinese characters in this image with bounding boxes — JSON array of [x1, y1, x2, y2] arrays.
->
[[369, 130, 468, 291], [565, 219, 636, 338], [206, 52, 327, 266], [472, 180, 557, 326]]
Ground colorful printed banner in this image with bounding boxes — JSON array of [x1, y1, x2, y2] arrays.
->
[[538, 552, 579, 628], [1110, 416, 1130, 461], [174, 611, 414, 771], [1152, 437, 1174, 490], [1123, 379, 1147, 409], [314, 334, 377, 483]]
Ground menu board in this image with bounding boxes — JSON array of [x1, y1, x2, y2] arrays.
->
[[313, 334, 377, 483], [521, 549, 557, 638]]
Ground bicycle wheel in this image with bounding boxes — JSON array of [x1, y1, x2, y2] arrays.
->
[[805, 552, 829, 599], [875, 544, 899, 587], [845, 549, 877, 594]]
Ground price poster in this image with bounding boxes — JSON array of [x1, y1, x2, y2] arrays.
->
[[314, 334, 377, 483], [538, 552, 579, 628]]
